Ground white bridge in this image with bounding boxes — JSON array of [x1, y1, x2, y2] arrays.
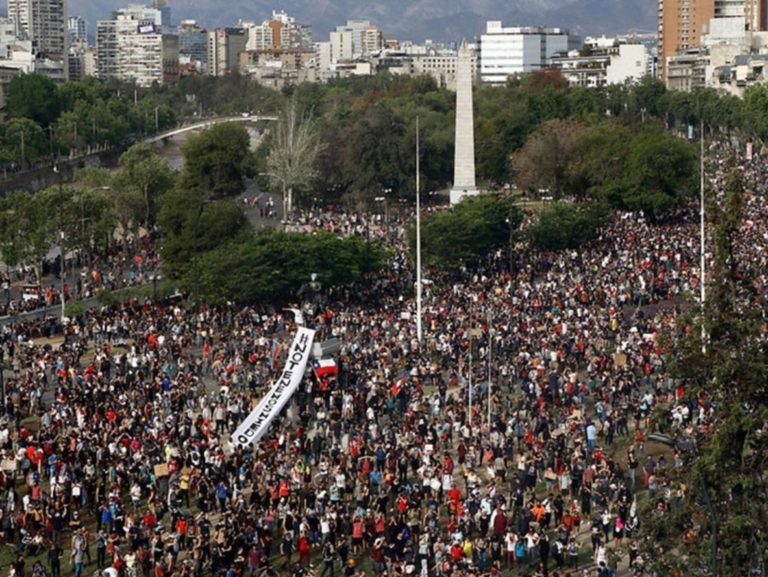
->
[[144, 115, 278, 144]]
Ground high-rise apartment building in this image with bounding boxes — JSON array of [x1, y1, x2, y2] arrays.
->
[[67, 15, 85, 42], [658, 0, 767, 83], [744, 0, 768, 30], [717, 0, 768, 26], [657, 0, 714, 82], [7, 0, 67, 66], [207, 27, 246, 76], [241, 10, 312, 52], [334, 19, 382, 57], [96, 5, 178, 86]]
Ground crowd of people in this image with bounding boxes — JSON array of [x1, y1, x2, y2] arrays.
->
[[0, 236, 159, 320], [0, 141, 764, 577]]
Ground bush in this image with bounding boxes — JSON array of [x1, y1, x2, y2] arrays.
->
[[63, 300, 86, 318], [96, 289, 117, 306], [529, 202, 609, 251]]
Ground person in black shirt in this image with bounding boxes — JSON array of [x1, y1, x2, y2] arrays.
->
[[321, 541, 336, 577], [48, 543, 61, 577]]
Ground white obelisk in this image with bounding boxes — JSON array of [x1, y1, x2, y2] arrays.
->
[[450, 41, 478, 205]]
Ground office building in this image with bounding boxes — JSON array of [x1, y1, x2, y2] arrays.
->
[[479, 21, 578, 83], [178, 20, 207, 72]]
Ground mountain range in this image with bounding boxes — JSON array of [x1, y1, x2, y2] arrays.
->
[[70, 0, 657, 41]]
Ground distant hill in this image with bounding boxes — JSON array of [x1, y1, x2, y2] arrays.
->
[[71, 0, 657, 42]]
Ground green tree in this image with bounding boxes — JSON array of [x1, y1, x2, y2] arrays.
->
[[409, 194, 522, 268], [1, 118, 48, 167], [742, 84, 768, 142], [569, 122, 633, 198], [113, 143, 176, 228], [158, 189, 248, 280], [0, 193, 30, 266], [74, 167, 141, 250], [193, 230, 388, 304], [529, 202, 609, 250], [5, 73, 60, 127], [177, 123, 251, 198], [643, 162, 768, 577], [0, 187, 87, 270], [606, 128, 697, 217]]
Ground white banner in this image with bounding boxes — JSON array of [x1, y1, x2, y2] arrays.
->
[[230, 327, 316, 448]]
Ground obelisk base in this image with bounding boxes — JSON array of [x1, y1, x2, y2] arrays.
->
[[450, 186, 479, 205]]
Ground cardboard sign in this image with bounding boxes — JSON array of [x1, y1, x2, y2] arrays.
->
[[154, 463, 169, 477]]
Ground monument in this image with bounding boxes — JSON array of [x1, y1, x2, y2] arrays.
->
[[450, 41, 478, 205]]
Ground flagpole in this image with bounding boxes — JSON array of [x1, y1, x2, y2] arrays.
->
[[416, 116, 423, 345], [700, 116, 706, 354], [468, 299, 473, 433], [487, 308, 492, 428]]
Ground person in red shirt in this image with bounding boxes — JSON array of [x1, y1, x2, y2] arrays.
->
[[396, 494, 408, 513], [175, 516, 187, 550], [297, 532, 310, 566]]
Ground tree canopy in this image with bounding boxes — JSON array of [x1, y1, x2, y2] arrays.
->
[[529, 202, 609, 251], [409, 194, 522, 268], [177, 123, 252, 199], [641, 161, 768, 576], [192, 230, 388, 305]]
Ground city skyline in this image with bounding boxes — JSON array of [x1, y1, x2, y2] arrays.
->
[[61, 0, 657, 42]]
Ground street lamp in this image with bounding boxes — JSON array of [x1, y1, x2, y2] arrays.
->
[[374, 196, 389, 225], [59, 230, 65, 324], [193, 199, 212, 306], [53, 165, 66, 324], [150, 273, 161, 301], [303, 272, 321, 322]]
